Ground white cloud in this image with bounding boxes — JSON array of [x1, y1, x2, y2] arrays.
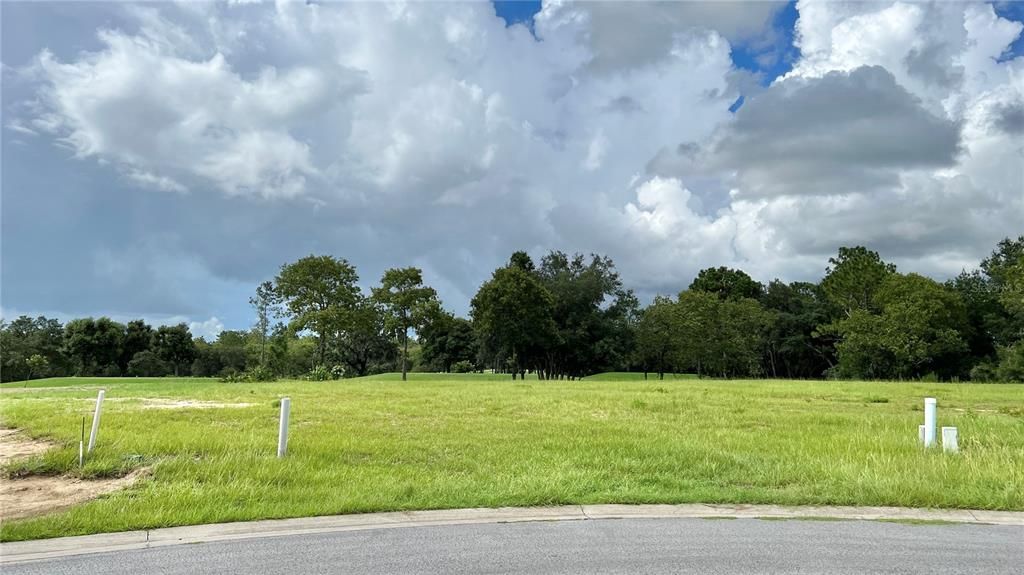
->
[[4, 0, 1023, 325], [188, 317, 225, 340]]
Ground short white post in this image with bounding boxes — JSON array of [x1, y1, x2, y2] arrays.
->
[[918, 425, 926, 444], [923, 397, 937, 448], [277, 398, 290, 458], [79, 416, 85, 467], [942, 427, 959, 453], [87, 390, 105, 453]]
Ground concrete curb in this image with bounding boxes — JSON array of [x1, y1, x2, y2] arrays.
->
[[2, 504, 1022, 564]]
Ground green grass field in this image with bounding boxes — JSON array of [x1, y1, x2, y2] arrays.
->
[[1, 374, 1022, 541]]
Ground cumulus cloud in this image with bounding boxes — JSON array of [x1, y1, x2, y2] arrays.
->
[[2, 0, 1022, 329], [189, 317, 225, 340], [28, 25, 365, 199]]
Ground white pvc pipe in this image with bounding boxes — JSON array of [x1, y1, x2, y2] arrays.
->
[[923, 397, 937, 448], [277, 398, 290, 458], [942, 427, 959, 453], [87, 390, 105, 453]]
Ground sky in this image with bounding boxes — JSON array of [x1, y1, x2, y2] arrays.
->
[[1, 0, 1022, 339]]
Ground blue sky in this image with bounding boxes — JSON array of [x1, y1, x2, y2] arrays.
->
[[2, 1, 1022, 338]]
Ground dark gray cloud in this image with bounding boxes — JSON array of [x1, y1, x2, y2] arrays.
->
[[992, 102, 1024, 134], [541, 1, 786, 73], [652, 66, 963, 199], [904, 43, 963, 89]]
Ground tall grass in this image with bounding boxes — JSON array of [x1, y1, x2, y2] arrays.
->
[[1, 374, 1021, 541]]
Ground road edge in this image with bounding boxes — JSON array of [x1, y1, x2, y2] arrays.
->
[[2, 503, 1022, 564]]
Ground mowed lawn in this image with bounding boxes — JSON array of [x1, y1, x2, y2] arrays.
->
[[1, 374, 1022, 541]]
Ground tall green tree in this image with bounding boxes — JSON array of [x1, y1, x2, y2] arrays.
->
[[689, 267, 764, 301], [334, 298, 397, 377], [120, 320, 153, 371], [761, 280, 837, 378], [151, 324, 196, 376], [274, 255, 362, 366], [63, 317, 125, 376], [471, 263, 556, 379], [826, 273, 967, 379], [676, 291, 772, 378], [1, 316, 66, 382], [420, 313, 477, 372], [250, 281, 278, 367], [634, 296, 679, 379], [535, 251, 638, 379], [821, 246, 896, 316], [372, 267, 440, 381]]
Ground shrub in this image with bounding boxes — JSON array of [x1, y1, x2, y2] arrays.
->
[[306, 364, 333, 381], [245, 365, 277, 382], [127, 351, 170, 377], [451, 360, 474, 373], [219, 371, 245, 383], [331, 365, 346, 379], [219, 365, 277, 383], [996, 343, 1024, 383], [970, 362, 998, 383], [99, 364, 122, 377]]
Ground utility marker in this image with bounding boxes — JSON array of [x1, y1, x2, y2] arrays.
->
[[87, 390, 105, 453], [79, 416, 85, 467], [923, 397, 937, 448], [278, 397, 291, 458], [942, 427, 959, 453]]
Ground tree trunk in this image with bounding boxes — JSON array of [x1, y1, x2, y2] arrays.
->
[[402, 328, 408, 381]]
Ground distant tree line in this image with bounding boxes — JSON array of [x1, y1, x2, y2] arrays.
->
[[2, 236, 1022, 383]]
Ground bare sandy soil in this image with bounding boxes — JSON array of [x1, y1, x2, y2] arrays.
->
[[0, 429, 148, 522], [0, 430, 54, 466]]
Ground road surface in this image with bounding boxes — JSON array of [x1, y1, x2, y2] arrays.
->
[[5, 518, 1022, 574]]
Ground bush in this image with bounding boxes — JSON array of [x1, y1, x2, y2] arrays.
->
[[331, 365, 346, 379], [99, 364, 122, 377], [219, 368, 242, 382], [451, 360, 474, 373], [970, 362, 998, 383], [219, 365, 277, 383], [306, 364, 333, 381], [996, 344, 1024, 383], [128, 351, 170, 377], [245, 365, 277, 382]]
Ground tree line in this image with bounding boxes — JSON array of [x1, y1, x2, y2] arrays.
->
[[2, 236, 1022, 383]]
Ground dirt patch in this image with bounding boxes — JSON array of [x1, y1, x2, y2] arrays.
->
[[139, 399, 255, 410], [0, 468, 150, 521], [0, 428, 149, 521], [0, 429, 56, 466]]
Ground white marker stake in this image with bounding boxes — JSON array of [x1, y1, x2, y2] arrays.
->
[[923, 397, 937, 448], [79, 417, 85, 467], [87, 390, 105, 453], [918, 425, 926, 444], [277, 398, 290, 458], [942, 427, 959, 453]]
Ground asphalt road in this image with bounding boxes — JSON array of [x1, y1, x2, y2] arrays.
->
[[6, 518, 1022, 574]]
